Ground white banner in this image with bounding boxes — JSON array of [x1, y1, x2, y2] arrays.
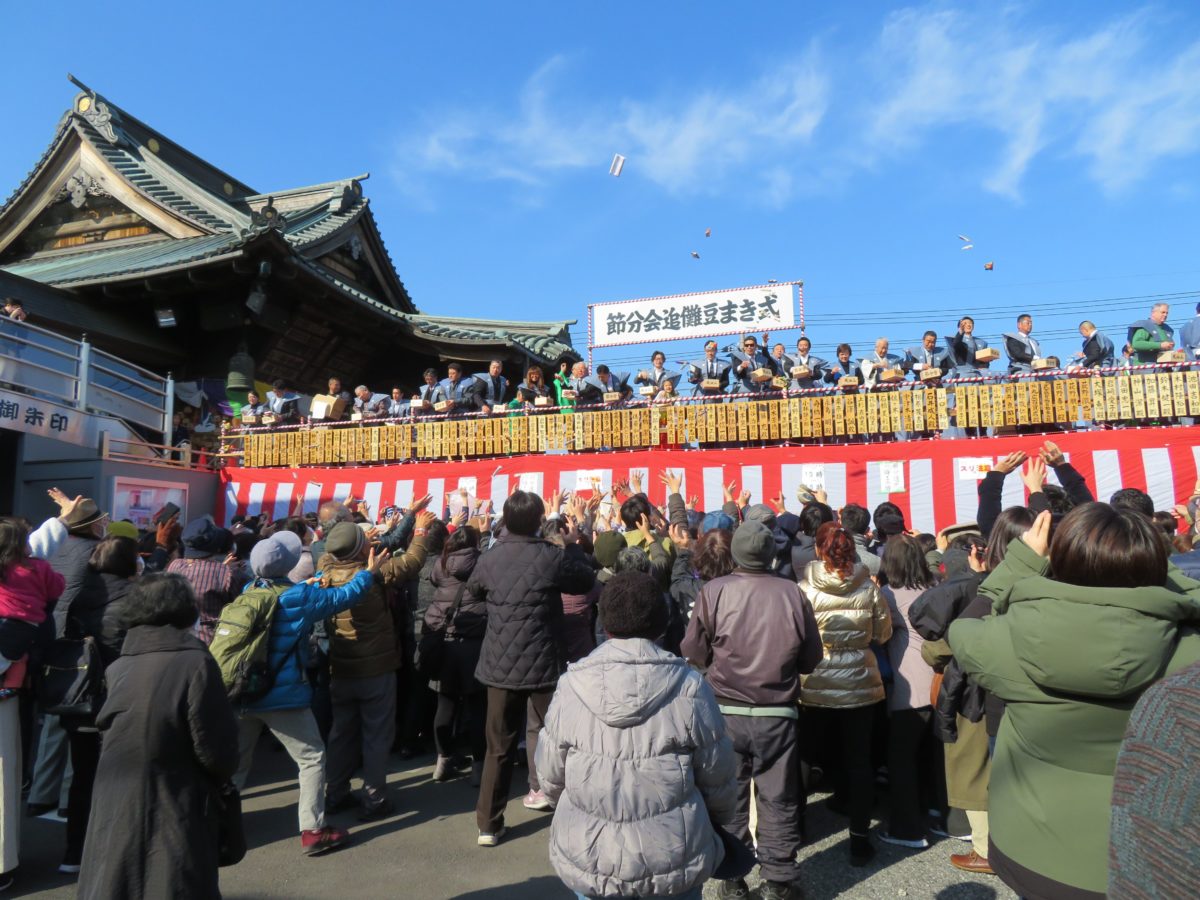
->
[[591, 283, 797, 348]]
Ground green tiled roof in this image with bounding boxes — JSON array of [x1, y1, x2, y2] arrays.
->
[[0, 80, 580, 366], [3, 232, 248, 286], [302, 259, 577, 365]]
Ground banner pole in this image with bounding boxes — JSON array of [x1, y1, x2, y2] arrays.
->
[[587, 303, 594, 370]]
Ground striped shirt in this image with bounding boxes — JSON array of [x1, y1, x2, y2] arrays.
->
[[166, 557, 236, 644]]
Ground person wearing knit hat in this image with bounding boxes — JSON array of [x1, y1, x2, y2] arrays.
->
[[249, 532, 303, 579], [106, 521, 140, 541], [231, 526, 392, 857], [318, 510, 437, 822], [682, 519, 823, 899], [324, 521, 367, 562], [731, 520, 776, 573], [593, 531, 625, 571]]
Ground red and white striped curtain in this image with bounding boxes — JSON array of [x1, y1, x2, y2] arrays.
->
[[219, 426, 1200, 533]]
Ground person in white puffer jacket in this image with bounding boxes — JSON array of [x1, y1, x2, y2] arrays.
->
[[536, 571, 737, 900]]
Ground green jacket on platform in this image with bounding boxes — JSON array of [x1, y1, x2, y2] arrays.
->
[[949, 539, 1200, 895]]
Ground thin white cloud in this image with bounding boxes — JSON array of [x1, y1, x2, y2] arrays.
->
[[393, 5, 1200, 205], [866, 6, 1200, 197], [393, 49, 828, 204]]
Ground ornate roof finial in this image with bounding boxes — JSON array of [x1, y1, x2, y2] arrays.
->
[[67, 74, 122, 145]]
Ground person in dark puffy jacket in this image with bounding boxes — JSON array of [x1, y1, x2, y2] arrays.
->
[[425, 525, 487, 784], [230, 531, 384, 857], [58, 536, 138, 874], [470, 490, 595, 847]]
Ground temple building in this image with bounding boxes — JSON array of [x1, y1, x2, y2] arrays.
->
[[0, 76, 579, 395]]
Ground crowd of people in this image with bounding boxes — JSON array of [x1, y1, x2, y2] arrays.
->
[[244, 303, 1200, 430], [2, 447, 1200, 898]]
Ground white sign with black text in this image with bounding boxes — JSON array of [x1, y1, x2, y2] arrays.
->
[[591, 283, 797, 348]]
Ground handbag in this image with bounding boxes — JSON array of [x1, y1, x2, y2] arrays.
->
[[415, 582, 468, 679], [215, 781, 246, 867], [37, 635, 104, 718]]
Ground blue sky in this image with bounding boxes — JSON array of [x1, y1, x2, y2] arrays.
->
[[2, 1, 1199, 374]]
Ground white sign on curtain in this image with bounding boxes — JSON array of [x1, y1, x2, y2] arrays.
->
[[591, 284, 796, 348]]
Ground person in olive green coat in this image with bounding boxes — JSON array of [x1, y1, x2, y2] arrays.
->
[[950, 504, 1200, 900]]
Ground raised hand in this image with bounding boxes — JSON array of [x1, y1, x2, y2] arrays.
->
[[366, 546, 392, 573], [1021, 509, 1052, 557], [414, 510, 437, 531], [993, 450, 1028, 475], [669, 522, 691, 550], [1039, 441, 1065, 468], [47, 487, 84, 519], [737, 490, 751, 509], [1022, 457, 1047, 494], [685, 494, 698, 511], [723, 481, 736, 503], [410, 494, 433, 513], [630, 471, 644, 495], [770, 492, 786, 513], [659, 469, 683, 495]]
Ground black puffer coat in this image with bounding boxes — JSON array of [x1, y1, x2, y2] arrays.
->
[[471, 535, 595, 691], [49, 534, 103, 637], [907, 570, 987, 742]]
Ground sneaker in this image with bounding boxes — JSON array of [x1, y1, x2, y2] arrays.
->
[[878, 830, 930, 849], [522, 789, 553, 811], [358, 796, 394, 822], [755, 880, 803, 900], [300, 826, 349, 856], [477, 826, 507, 847], [58, 863, 81, 875], [715, 878, 752, 899]]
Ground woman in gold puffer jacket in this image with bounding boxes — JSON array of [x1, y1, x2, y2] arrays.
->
[[799, 521, 893, 866]]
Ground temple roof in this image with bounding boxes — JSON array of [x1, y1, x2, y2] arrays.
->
[[0, 77, 579, 369]]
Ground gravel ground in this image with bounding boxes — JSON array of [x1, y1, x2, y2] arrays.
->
[[15, 748, 1017, 900]]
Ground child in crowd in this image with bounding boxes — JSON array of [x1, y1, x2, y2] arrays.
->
[[0, 518, 66, 672]]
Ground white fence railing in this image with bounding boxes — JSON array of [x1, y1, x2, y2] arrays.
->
[[0, 316, 172, 439]]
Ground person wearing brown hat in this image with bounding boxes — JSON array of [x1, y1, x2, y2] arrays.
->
[[320, 512, 436, 821], [682, 521, 824, 900]]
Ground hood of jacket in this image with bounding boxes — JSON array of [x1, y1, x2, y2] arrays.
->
[[805, 560, 869, 596], [567, 638, 689, 728], [443, 546, 479, 581], [1003, 575, 1200, 699]]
